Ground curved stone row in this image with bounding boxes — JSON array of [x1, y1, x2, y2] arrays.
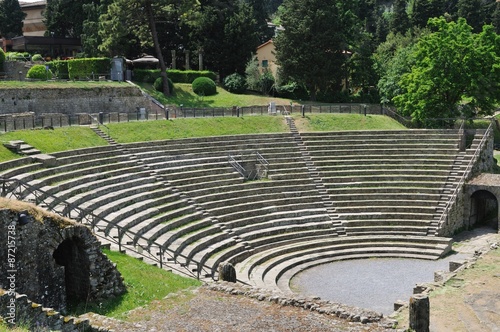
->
[[0, 129, 481, 289]]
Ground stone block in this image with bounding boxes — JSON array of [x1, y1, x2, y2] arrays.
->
[[32, 154, 58, 167], [449, 260, 466, 272]]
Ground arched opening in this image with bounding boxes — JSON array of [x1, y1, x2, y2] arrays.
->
[[53, 236, 90, 307], [470, 190, 499, 230]]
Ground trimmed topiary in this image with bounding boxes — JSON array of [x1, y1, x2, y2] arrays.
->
[[192, 77, 216, 96], [223, 73, 247, 94], [26, 64, 53, 80], [31, 54, 44, 62], [153, 76, 174, 94]]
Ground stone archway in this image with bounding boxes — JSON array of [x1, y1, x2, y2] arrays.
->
[[469, 190, 499, 230], [53, 236, 91, 307]]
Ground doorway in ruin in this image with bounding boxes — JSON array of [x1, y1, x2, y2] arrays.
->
[[53, 236, 91, 307], [469, 190, 499, 230]]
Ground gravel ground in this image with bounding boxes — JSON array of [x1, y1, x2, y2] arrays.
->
[[83, 287, 393, 332], [82, 228, 499, 332]]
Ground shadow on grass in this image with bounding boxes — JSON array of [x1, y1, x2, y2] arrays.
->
[[69, 291, 128, 317]]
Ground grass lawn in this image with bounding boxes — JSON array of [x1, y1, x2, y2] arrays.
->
[[138, 82, 292, 108], [71, 250, 201, 318], [107, 116, 289, 143], [0, 127, 108, 161], [293, 113, 407, 131]]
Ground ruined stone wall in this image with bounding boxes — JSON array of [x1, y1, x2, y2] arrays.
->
[[0, 85, 163, 116], [0, 203, 125, 314], [438, 128, 495, 236]]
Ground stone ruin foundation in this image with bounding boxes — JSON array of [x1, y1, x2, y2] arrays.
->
[[0, 202, 125, 314]]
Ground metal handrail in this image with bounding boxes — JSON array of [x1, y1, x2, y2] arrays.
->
[[255, 151, 269, 171], [0, 177, 201, 278], [228, 153, 246, 178], [436, 121, 493, 230]]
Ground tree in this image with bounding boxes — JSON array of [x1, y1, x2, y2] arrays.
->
[[0, 0, 26, 39], [373, 30, 423, 103], [390, 0, 409, 34], [98, 0, 144, 57], [81, 0, 113, 57], [274, 0, 362, 100], [45, 0, 96, 38], [393, 18, 500, 125], [457, 0, 484, 32], [189, 0, 260, 80], [410, 0, 443, 28], [247, 0, 274, 43]]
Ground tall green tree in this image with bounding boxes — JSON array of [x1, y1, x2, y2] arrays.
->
[[189, 0, 260, 79], [457, 0, 484, 32], [81, 0, 113, 57], [410, 0, 443, 28], [247, 0, 274, 43], [390, 0, 409, 34], [393, 18, 500, 125], [274, 0, 362, 101], [0, 0, 26, 39], [45, 0, 96, 38]]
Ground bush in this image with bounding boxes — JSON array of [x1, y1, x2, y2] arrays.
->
[[223, 73, 247, 94], [31, 54, 44, 62], [47, 60, 69, 79], [67, 58, 110, 80], [275, 81, 309, 100], [0, 49, 5, 68], [26, 64, 53, 80], [192, 77, 217, 96], [133, 69, 217, 83], [259, 71, 275, 95], [153, 76, 174, 94]]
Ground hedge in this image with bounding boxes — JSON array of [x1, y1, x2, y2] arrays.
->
[[47, 60, 69, 79], [133, 69, 216, 83]]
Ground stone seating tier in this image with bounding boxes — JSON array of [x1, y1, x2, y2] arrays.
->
[[0, 128, 480, 292]]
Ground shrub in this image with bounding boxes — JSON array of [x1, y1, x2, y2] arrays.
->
[[0, 49, 5, 68], [153, 76, 174, 94], [259, 71, 275, 95], [133, 69, 217, 83], [275, 81, 309, 100], [31, 54, 44, 62], [26, 64, 53, 80], [192, 77, 216, 96], [47, 60, 69, 79], [67, 58, 110, 80], [223, 73, 247, 94]]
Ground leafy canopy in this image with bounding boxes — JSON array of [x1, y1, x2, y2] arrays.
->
[[393, 17, 500, 125]]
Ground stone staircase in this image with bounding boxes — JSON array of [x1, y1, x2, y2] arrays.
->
[[90, 125, 118, 145], [286, 116, 346, 236], [3, 140, 41, 155]]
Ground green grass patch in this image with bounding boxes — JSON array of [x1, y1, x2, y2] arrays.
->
[[0, 321, 30, 332], [71, 249, 201, 318], [0, 127, 108, 155], [0, 146, 21, 163], [107, 116, 289, 143], [137, 82, 292, 108], [293, 113, 407, 132], [0, 80, 125, 89]]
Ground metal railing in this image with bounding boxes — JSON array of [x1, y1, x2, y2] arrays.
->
[[0, 176, 204, 279], [228, 151, 269, 180], [436, 120, 493, 231], [228, 153, 246, 178]]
